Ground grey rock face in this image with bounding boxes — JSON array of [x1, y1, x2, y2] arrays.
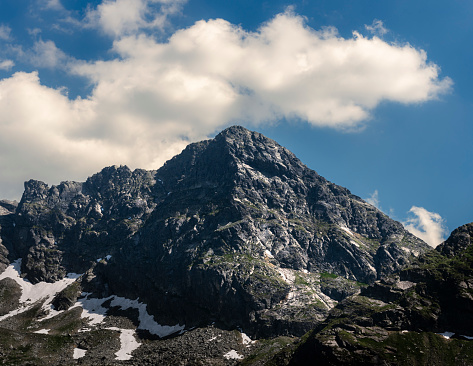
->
[[280, 222, 473, 366], [0, 200, 17, 273], [1, 125, 428, 336]]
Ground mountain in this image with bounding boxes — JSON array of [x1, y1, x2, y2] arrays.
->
[[0, 126, 430, 364], [271, 222, 473, 366]]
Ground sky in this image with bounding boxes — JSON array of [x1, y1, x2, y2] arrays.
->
[[0, 0, 471, 247]]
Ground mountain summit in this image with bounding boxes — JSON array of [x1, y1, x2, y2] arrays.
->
[[0, 126, 430, 363]]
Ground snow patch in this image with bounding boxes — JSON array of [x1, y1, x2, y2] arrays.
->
[[76, 294, 112, 326], [0, 259, 81, 322], [110, 296, 185, 337], [76, 294, 185, 337], [264, 249, 274, 259], [438, 331, 455, 339], [107, 327, 141, 361], [34, 329, 50, 334], [0, 260, 80, 305], [223, 350, 243, 360], [73, 348, 87, 359], [241, 332, 255, 346], [207, 336, 218, 342]]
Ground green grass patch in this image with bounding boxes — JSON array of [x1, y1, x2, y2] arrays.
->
[[320, 272, 338, 279]]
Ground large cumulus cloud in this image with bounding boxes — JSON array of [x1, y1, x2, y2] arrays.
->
[[0, 4, 451, 199]]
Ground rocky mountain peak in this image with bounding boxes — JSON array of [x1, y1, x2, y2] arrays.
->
[[0, 125, 430, 339], [216, 125, 308, 176], [436, 222, 473, 258]]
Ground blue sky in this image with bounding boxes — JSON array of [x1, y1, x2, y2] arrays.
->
[[0, 0, 471, 246]]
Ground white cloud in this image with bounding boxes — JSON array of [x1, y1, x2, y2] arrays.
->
[[28, 39, 68, 68], [0, 60, 14, 70], [0, 71, 189, 199], [403, 206, 448, 247], [0, 10, 452, 199], [74, 11, 452, 128], [365, 190, 380, 209], [365, 19, 388, 36], [86, 0, 187, 37], [0, 24, 12, 41], [28, 28, 42, 37], [40, 0, 64, 10]]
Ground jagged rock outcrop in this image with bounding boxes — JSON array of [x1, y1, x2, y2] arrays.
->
[[277, 222, 473, 366], [0, 200, 17, 273], [0, 126, 428, 337]]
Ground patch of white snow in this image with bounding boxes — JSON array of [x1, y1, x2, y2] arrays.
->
[[438, 331, 455, 339], [223, 350, 243, 360], [110, 296, 185, 337], [241, 332, 255, 346], [76, 295, 113, 325], [0, 259, 81, 322], [107, 327, 141, 361], [73, 348, 87, 359], [34, 329, 50, 334], [75, 294, 184, 337]]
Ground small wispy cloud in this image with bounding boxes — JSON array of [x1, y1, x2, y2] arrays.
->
[[403, 206, 448, 247], [37, 0, 64, 11], [365, 19, 388, 37], [28, 28, 42, 37], [29, 39, 69, 68], [365, 190, 380, 209], [0, 24, 12, 41], [0, 60, 14, 70], [85, 0, 187, 38]]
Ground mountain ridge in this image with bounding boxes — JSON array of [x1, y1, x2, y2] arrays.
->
[[273, 222, 473, 366], [0, 125, 436, 364]]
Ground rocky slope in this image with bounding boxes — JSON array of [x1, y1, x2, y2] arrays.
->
[[269, 222, 473, 366], [0, 126, 430, 364]]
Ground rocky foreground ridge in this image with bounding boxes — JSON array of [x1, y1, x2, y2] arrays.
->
[[265, 223, 473, 366], [0, 126, 435, 364]]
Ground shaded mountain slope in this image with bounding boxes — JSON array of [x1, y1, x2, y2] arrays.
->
[[274, 222, 473, 366], [1, 126, 428, 338]]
